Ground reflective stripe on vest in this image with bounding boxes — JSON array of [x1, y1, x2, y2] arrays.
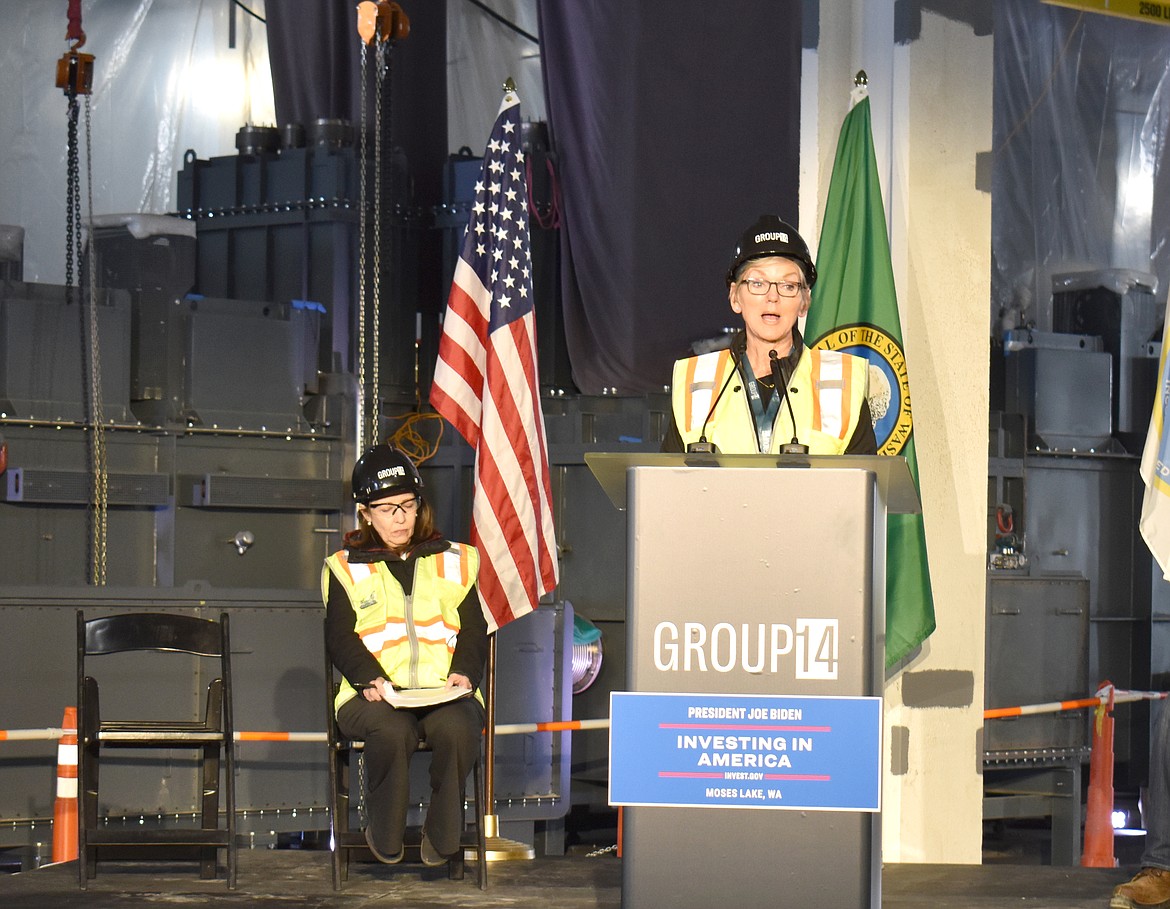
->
[[812, 351, 853, 441], [683, 349, 735, 432], [340, 559, 376, 584], [437, 544, 472, 586]]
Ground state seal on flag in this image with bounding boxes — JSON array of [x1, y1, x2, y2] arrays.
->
[[811, 322, 913, 456]]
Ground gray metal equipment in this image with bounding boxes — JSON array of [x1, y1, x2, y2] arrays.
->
[[1052, 269, 1160, 451], [985, 576, 1090, 756], [0, 282, 134, 424], [994, 305, 1155, 782], [0, 224, 24, 282], [1003, 333, 1114, 452], [982, 576, 1090, 865]]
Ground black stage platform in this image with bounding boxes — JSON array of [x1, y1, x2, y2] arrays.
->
[[0, 848, 1138, 908]]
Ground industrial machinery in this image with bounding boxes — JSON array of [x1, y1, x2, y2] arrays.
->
[[985, 269, 1164, 863]]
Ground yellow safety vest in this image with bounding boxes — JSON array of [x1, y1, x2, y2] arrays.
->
[[672, 347, 869, 454], [323, 543, 481, 712]]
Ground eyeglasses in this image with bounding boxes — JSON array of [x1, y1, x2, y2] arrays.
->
[[368, 497, 420, 517], [739, 278, 807, 297]]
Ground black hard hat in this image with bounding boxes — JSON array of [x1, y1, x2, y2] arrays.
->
[[351, 445, 424, 503], [726, 215, 817, 289]]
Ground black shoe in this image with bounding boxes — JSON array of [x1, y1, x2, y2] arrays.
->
[[420, 830, 448, 867], [364, 825, 404, 864]]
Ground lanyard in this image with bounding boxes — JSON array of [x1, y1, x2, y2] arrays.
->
[[742, 360, 781, 453]]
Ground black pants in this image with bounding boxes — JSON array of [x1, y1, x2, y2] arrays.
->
[[336, 695, 483, 856]]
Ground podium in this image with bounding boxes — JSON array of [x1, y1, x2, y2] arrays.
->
[[587, 453, 920, 909]]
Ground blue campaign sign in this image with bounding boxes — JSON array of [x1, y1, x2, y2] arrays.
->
[[609, 691, 881, 811]]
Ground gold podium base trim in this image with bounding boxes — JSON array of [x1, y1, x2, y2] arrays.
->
[[464, 815, 535, 862]]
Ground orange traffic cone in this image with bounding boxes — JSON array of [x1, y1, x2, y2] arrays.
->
[[51, 706, 78, 864], [1081, 683, 1117, 867]]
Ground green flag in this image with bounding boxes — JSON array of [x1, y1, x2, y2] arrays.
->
[[804, 91, 936, 668]]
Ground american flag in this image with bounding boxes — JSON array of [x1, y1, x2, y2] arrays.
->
[[429, 90, 559, 632]]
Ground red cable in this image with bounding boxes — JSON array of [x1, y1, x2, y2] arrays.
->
[[66, 0, 85, 45], [527, 157, 561, 230]]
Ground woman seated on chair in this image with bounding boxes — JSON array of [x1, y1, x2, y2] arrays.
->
[[324, 445, 487, 867]]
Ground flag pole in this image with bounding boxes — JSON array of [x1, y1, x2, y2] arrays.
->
[[485, 632, 497, 804], [474, 75, 536, 863], [479, 632, 534, 860]]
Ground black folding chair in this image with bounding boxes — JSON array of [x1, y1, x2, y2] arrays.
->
[[324, 640, 488, 890], [77, 610, 237, 889]]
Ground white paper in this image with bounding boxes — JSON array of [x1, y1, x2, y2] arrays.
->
[[381, 686, 474, 708]]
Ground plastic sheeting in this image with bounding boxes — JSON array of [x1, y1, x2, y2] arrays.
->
[[0, 0, 274, 285], [0, 0, 542, 287], [993, 0, 1170, 338]]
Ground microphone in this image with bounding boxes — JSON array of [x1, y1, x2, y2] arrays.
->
[[769, 349, 809, 455], [686, 350, 740, 454]]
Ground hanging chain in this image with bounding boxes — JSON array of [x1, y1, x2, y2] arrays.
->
[[357, 751, 368, 829], [66, 83, 107, 583], [59, 5, 103, 582], [65, 94, 80, 304], [369, 41, 386, 448], [84, 95, 107, 585], [356, 41, 369, 456]]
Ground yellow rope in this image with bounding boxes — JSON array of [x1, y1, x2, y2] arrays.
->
[[385, 411, 444, 465]]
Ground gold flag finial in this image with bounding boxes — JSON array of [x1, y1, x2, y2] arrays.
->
[[854, 70, 868, 87], [503, 76, 517, 94]]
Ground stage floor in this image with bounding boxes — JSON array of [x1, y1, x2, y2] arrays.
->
[[0, 847, 1138, 909]]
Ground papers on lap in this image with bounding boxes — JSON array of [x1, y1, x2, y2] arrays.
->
[[382, 686, 473, 708]]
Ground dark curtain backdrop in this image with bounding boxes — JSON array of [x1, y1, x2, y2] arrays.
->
[[265, 0, 448, 204], [266, 0, 361, 128], [536, 1, 803, 394]]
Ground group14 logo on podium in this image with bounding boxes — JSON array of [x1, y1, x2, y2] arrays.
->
[[796, 618, 838, 680], [651, 618, 841, 681]]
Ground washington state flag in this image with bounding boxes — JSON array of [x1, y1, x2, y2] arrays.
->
[[804, 87, 936, 669]]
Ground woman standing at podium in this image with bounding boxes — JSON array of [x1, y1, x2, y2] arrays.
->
[[661, 214, 876, 456]]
